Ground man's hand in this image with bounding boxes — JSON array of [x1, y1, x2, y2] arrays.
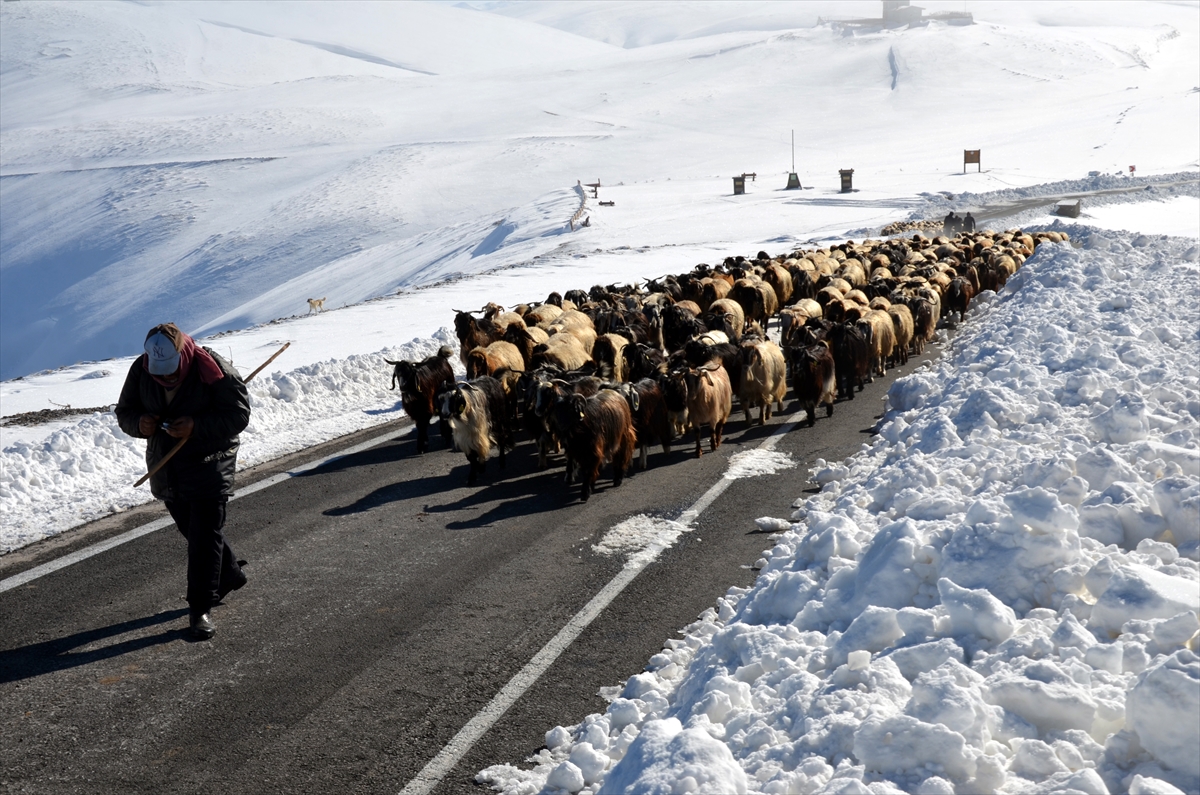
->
[[138, 414, 160, 436], [165, 416, 194, 439]]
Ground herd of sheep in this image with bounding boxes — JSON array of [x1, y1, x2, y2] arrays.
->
[[386, 228, 1069, 501]]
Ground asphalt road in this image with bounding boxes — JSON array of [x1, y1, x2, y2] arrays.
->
[[0, 343, 940, 795], [970, 177, 1197, 225]]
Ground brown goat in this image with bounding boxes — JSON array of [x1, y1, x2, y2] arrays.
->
[[669, 363, 732, 457], [453, 311, 501, 368], [556, 389, 636, 501], [739, 338, 788, 425], [789, 343, 835, 427]]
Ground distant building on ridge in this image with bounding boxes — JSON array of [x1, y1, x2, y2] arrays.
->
[[820, 1, 973, 31], [882, 1, 924, 27]]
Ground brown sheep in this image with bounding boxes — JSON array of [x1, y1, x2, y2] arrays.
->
[[503, 325, 550, 370], [465, 341, 525, 379], [698, 278, 732, 312], [860, 310, 897, 378], [845, 289, 870, 307], [887, 303, 914, 366], [837, 260, 867, 288], [707, 298, 746, 342], [827, 277, 853, 296], [943, 277, 974, 325], [611, 379, 673, 470], [907, 291, 939, 352], [548, 311, 597, 354], [525, 303, 563, 328], [762, 262, 794, 306], [729, 278, 779, 325], [532, 333, 592, 371], [592, 333, 631, 382], [778, 307, 811, 349], [482, 303, 527, 334]]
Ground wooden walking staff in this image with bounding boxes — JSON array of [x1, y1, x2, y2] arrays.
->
[[132, 342, 291, 488]]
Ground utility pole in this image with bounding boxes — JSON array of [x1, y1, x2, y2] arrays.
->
[[786, 129, 801, 189]]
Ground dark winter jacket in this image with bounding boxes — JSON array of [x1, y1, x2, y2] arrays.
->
[[116, 348, 250, 501]]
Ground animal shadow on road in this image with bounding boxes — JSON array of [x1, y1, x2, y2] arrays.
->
[[321, 444, 557, 520], [423, 444, 588, 528], [429, 470, 584, 530], [294, 437, 412, 477], [0, 609, 191, 684], [322, 471, 452, 516]]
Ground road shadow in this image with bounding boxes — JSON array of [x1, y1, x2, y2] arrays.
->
[[295, 439, 409, 476], [323, 471, 457, 516], [725, 418, 785, 446], [426, 466, 579, 529], [323, 441, 556, 518], [299, 432, 460, 480], [0, 609, 191, 684]]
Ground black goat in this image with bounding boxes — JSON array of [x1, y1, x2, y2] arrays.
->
[[386, 346, 454, 453]]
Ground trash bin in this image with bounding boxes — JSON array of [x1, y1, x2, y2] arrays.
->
[[1055, 200, 1081, 218], [733, 176, 746, 195], [839, 169, 854, 193]]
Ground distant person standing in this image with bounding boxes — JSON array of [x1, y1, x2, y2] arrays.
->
[[116, 323, 251, 640], [963, 212, 976, 233], [943, 211, 960, 236]]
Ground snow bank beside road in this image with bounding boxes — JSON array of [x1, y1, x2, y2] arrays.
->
[[478, 230, 1200, 795], [0, 331, 457, 554]]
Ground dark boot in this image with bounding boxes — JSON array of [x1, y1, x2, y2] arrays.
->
[[190, 611, 216, 640]]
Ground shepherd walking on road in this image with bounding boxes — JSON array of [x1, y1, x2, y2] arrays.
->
[[116, 323, 251, 640]]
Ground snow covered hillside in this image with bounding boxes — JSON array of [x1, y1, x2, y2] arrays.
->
[[2, 0, 1197, 379]]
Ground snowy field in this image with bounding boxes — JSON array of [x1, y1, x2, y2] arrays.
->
[[2, 2, 1199, 793]]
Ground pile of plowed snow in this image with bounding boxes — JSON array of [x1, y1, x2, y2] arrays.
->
[[478, 229, 1200, 795]]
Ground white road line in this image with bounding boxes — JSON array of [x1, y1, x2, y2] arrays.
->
[[398, 410, 807, 795], [0, 427, 407, 594]]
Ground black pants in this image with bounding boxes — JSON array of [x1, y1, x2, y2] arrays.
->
[[166, 497, 241, 614]]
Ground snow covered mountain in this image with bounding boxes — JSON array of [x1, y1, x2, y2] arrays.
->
[[2, 0, 1197, 380]]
